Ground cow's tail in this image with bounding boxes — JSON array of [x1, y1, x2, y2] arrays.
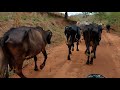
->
[[23, 30, 30, 41], [86, 28, 91, 56], [76, 27, 80, 41]]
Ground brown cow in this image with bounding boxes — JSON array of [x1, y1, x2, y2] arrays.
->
[[1, 26, 52, 78], [0, 37, 9, 78], [83, 24, 100, 65], [64, 25, 81, 60]]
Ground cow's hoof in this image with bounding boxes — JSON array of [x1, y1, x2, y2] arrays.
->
[[68, 56, 70, 60], [76, 49, 79, 51], [70, 51, 72, 54], [86, 61, 89, 65], [34, 68, 39, 71], [93, 56, 96, 59], [40, 64, 44, 70], [68, 58, 71, 60], [89, 61, 93, 65]]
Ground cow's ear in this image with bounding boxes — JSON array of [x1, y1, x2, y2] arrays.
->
[[46, 30, 52, 44], [46, 30, 52, 37], [47, 30, 52, 35]]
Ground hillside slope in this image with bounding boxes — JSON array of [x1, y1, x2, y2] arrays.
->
[[0, 12, 76, 46]]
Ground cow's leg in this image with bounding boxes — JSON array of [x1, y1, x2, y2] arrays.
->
[[68, 46, 71, 60], [68, 46, 72, 54], [86, 56, 90, 65], [90, 57, 94, 65], [98, 32, 101, 45], [40, 49, 47, 70], [106, 29, 108, 32], [72, 44, 74, 51], [85, 43, 90, 56], [89, 49, 94, 65], [93, 49, 96, 59], [91, 46, 95, 58], [109, 29, 110, 33], [8, 58, 13, 71], [11, 54, 26, 78], [3, 64, 9, 78], [107, 29, 109, 33], [90, 45, 97, 64], [34, 55, 38, 71], [76, 41, 79, 51], [99, 32, 101, 41], [85, 43, 90, 65], [93, 45, 97, 59], [15, 60, 26, 78]]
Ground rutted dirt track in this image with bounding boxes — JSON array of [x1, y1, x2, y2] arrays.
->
[[10, 30, 120, 78]]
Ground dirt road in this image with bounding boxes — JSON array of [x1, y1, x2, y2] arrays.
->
[[10, 30, 120, 78]]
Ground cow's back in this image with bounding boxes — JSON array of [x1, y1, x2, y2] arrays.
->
[[106, 24, 110, 28], [5, 27, 29, 44], [28, 29, 46, 51], [22, 27, 47, 56], [3, 26, 47, 58], [83, 24, 99, 42], [66, 25, 81, 36]]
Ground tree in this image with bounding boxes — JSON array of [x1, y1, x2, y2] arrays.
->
[[65, 12, 68, 19], [94, 12, 106, 23], [82, 12, 92, 18]]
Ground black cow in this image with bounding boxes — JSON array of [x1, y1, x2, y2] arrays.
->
[[0, 26, 52, 78], [64, 25, 81, 60], [97, 24, 103, 45], [106, 24, 110, 33], [83, 24, 100, 64]]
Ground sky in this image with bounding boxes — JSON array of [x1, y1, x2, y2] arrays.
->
[[60, 12, 82, 16]]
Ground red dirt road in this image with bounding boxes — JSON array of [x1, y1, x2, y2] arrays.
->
[[10, 30, 120, 78]]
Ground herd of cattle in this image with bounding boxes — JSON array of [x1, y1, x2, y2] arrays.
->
[[65, 22, 102, 64], [0, 22, 111, 78]]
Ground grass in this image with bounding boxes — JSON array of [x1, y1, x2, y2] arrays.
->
[[69, 14, 95, 23]]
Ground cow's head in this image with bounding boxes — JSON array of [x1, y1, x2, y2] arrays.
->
[[46, 30, 52, 44]]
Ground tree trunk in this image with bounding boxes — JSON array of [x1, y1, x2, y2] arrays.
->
[[65, 12, 68, 19]]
